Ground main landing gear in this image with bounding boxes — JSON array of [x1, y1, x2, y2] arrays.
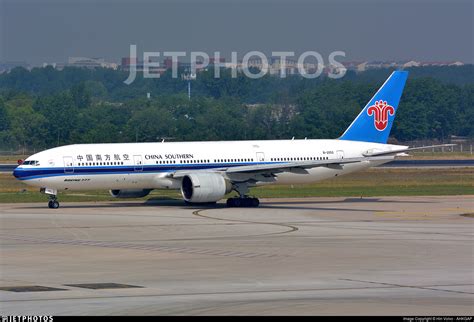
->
[[226, 183, 260, 208], [226, 197, 259, 208]]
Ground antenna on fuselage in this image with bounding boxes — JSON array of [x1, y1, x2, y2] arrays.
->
[[160, 137, 175, 143]]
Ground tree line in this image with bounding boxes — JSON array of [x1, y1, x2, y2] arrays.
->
[[0, 65, 472, 151]]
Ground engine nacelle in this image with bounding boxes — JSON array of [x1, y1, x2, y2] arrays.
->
[[109, 189, 152, 198], [181, 173, 232, 203]]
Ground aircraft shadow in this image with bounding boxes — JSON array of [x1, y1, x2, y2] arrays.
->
[[15, 196, 432, 211]]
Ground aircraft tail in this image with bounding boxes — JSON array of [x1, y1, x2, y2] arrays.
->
[[339, 70, 408, 144]]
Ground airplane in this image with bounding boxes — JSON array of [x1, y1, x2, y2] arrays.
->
[[12, 71, 453, 209]]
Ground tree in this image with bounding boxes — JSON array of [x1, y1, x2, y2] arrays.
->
[[71, 82, 91, 108], [0, 97, 8, 132]]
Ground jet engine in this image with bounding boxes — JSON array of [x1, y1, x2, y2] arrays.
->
[[109, 189, 152, 198], [181, 173, 232, 203]]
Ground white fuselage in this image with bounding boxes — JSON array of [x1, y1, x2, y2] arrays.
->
[[14, 139, 402, 191]]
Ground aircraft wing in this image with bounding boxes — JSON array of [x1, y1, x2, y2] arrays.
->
[[362, 144, 456, 157], [168, 155, 393, 178], [224, 156, 373, 174]]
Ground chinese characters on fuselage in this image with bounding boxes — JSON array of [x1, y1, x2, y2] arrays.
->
[[76, 154, 130, 162], [74, 153, 195, 162]]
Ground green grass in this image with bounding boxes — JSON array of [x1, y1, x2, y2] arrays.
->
[[0, 155, 29, 164], [251, 184, 471, 198], [0, 191, 182, 203], [250, 167, 474, 198], [0, 167, 472, 203]]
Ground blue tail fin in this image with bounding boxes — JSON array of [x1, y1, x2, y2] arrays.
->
[[339, 70, 408, 143]]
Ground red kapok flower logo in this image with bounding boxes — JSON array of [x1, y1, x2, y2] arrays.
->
[[367, 100, 395, 131]]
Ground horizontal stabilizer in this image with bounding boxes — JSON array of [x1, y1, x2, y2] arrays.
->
[[362, 144, 457, 157]]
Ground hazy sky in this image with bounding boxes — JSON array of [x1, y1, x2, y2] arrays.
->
[[1, 0, 472, 65]]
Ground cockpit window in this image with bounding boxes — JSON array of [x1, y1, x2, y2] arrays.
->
[[23, 160, 39, 166]]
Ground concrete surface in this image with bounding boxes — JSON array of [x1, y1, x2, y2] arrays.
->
[[0, 196, 473, 315]]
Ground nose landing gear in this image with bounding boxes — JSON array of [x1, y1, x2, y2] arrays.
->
[[41, 188, 60, 209], [47, 196, 60, 209]]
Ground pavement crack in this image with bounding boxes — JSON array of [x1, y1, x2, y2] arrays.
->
[[339, 279, 474, 295]]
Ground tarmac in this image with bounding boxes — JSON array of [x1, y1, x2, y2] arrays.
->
[[0, 195, 473, 315]]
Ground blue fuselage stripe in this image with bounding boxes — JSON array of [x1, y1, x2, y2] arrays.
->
[[13, 162, 279, 180]]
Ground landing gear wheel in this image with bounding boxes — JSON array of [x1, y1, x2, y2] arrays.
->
[[47, 196, 59, 209], [233, 198, 241, 207], [251, 198, 260, 207], [226, 198, 235, 207], [226, 197, 260, 208], [48, 200, 59, 209]]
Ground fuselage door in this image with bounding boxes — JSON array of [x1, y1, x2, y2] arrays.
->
[[256, 152, 265, 162], [336, 150, 344, 159], [63, 156, 74, 174], [133, 155, 143, 172]]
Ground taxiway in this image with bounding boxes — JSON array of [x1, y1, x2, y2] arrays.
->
[[0, 196, 473, 315]]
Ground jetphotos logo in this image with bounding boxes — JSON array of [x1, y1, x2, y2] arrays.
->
[[124, 45, 347, 84], [367, 100, 395, 131]]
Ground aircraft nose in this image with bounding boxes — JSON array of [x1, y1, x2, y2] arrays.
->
[[13, 167, 22, 179]]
